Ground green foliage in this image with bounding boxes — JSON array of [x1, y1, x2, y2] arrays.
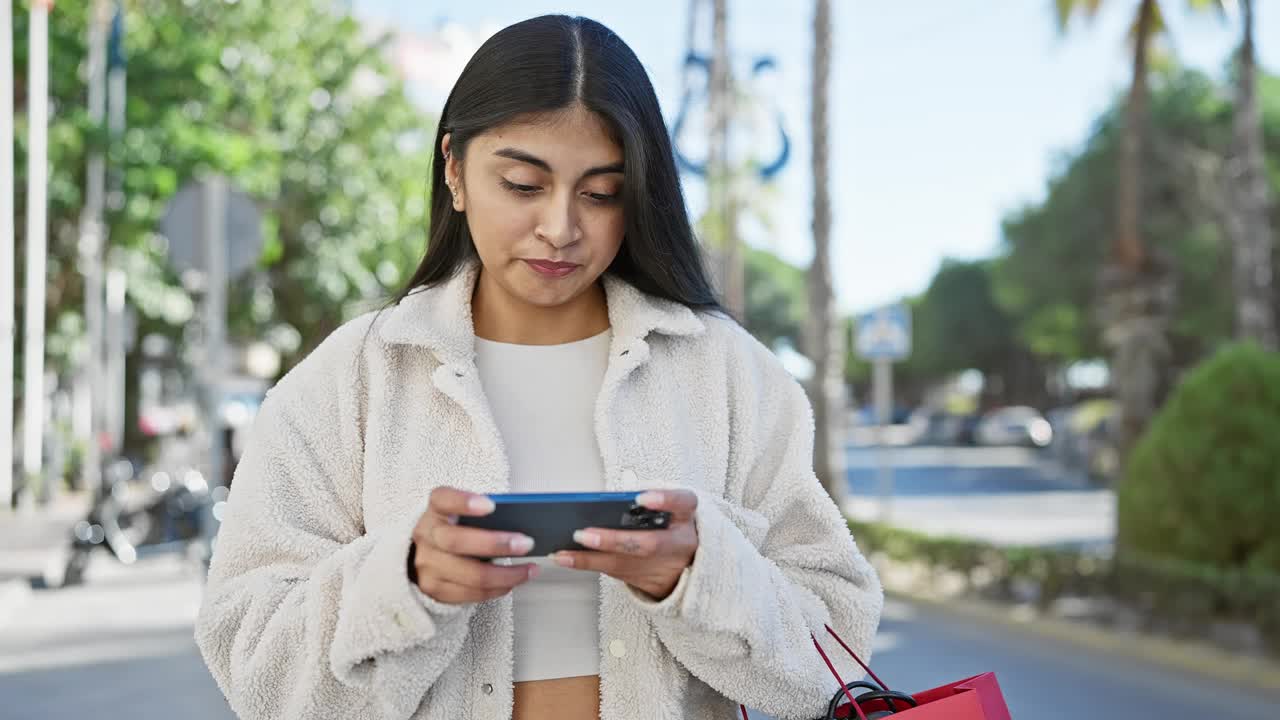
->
[[744, 246, 807, 351], [995, 68, 1255, 367], [12, 0, 435, 389], [842, 68, 1280, 403], [843, 261, 1020, 405], [1121, 343, 1280, 574], [849, 518, 1280, 654], [911, 259, 1016, 379]]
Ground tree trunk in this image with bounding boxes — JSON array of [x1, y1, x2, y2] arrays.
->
[[806, 0, 848, 508], [1228, 0, 1277, 350], [1101, 0, 1173, 471], [706, 0, 744, 320], [1116, 0, 1153, 271]]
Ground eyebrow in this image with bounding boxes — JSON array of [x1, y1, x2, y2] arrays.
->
[[493, 147, 624, 179]]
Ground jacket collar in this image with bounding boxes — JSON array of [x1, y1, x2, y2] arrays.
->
[[379, 260, 706, 365]]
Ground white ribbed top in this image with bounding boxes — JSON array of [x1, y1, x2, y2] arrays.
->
[[474, 329, 611, 682]]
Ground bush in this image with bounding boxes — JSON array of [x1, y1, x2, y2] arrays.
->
[[848, 519, 1280, 654], [1121, 343, 1280, 574]]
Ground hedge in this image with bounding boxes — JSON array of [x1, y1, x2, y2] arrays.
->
[[848, 519, 1280, 654]]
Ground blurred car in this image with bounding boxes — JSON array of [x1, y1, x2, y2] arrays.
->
[[909, 409, 981, 446], [974, 406, 1054, 448], [1046, 398, 1118, 482], [853, 404, 913, 427]]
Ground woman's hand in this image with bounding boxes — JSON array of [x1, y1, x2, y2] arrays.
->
[[408, 487, 540, 605], [553, 490, 699, 600]]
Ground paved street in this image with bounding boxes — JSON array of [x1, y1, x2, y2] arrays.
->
[[0, 555, 231, 720], [844, 445, 1115, 549], [871, 598, 1280, 720], [2, 550, 1277, 719]]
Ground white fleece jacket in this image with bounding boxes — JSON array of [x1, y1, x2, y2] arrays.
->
[[195, 260, 883, 720]]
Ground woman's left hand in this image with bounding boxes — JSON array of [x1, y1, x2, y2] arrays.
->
[[553, 489, 699, 600]]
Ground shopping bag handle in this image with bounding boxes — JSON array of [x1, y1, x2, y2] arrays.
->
[[822, 623, 888, 691], [739, 624, 888, 720]]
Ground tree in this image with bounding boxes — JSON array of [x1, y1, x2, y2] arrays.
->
[[1224, 0, 1277, 349], [806, 0, 848, 506], [11, 0, 435, 456], [913, 260, 1020, 387], [843, 261, 1031, 410], [999, 67, 1262, 372], [1055, 0, 1186, 459], [704, 0, 746, 320], [744, 246, 806, 352]]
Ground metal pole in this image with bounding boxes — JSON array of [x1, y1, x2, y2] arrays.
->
[[203, 177, 227, 494], [1, 0, 16, 507], [21, 0, 52, 491], [104, 267, 126, 452], [104, 2, 126, 455], [873, 358, 895, 521], [78, 0, 109, 492]]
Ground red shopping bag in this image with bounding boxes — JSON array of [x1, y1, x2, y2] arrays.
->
[[739, 624, 1012, 720]]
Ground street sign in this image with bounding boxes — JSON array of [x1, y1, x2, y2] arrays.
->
[[856, 303, 911, 361], [854, 303, 911, 522], [161, 178, 263, 280]]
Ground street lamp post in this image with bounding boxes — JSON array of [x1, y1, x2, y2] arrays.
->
[[1, 0, 16, 507], [21, 0, 55, 498], [76, 0, 110, 494]]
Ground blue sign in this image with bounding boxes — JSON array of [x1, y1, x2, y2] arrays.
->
[[856, 304, 911, 361]]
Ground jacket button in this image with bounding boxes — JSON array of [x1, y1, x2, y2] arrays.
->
[[481, 683, 493, 695], [609, 639, 627, 658], [621, 469, 638, 486]]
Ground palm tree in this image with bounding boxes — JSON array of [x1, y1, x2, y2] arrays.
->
[[703, 0, 746, 320], [1056, 0, 1174, 460], [1057, 0, 1161, 269], [807, 0, 848, 507], [1224, 0, 1277, 349]]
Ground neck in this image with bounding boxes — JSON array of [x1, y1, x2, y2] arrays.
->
[[471, 269, 611, 345]]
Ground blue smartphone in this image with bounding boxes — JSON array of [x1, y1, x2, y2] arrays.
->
[[456, 491, 671, 555]]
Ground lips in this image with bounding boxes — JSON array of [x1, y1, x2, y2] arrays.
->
[[524, 259, 580, 277]]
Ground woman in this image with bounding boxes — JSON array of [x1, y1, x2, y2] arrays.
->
[[196, 14, 882, 720]]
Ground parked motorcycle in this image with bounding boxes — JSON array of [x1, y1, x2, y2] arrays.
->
[[59, 448, 226, 587]]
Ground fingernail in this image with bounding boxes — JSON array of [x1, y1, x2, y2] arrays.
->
[[527, 564, 541, 580], [468, 496, 495, 514], [573, 530, 600, 548], [510, 535, 534, 554], [554, 553, 575, 568], [637, 491, 662, 507]]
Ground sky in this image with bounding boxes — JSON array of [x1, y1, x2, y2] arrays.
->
[[354, 0, 1280, 315]]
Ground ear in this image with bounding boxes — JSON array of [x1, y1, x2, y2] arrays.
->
[[441, 133, 465, 212]]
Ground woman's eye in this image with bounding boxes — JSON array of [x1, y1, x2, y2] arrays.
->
[[585, 191, 620, 204], [500, 179, 540, 195]]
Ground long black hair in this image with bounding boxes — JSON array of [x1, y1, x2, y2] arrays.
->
[[393, 15, 722, 313]]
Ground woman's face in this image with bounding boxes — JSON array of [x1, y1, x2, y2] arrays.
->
[[444, 105, 626, 310]]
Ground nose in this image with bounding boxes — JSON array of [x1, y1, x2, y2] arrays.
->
[[534, 191, 582, 249]]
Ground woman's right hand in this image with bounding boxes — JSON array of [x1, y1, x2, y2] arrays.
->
[[409, 487, 539, 604]]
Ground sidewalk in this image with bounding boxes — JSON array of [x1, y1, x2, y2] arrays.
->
[[0, 491, 92, 626], [843, 490, 1115, 550]]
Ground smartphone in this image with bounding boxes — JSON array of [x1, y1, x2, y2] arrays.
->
[[456, 491, 671, 556]]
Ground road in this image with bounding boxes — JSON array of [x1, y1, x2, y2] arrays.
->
[[843, 445, 1114, 549], [2, 551, 1277, 720], [871, 598, 1279, 720], [0, 555, 230, 720]]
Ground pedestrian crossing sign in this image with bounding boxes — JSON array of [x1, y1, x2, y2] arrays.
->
[[856, 304, 911, 361]]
